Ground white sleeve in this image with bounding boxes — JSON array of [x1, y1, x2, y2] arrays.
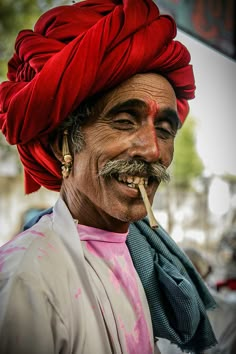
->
[[0, 273, 68, 354]]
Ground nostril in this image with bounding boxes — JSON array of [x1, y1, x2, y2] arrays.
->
[[128, 144, 160, 163]]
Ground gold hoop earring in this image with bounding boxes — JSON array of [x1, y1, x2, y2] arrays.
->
[[61, 129, 73, 178]]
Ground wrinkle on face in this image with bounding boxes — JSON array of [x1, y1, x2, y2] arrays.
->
[[100, 74, 177, 116], [61, 72, 178, 232]]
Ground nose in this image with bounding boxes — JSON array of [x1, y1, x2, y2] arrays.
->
[[128, 124, 160, 163]]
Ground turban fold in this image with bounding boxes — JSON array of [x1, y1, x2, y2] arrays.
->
[[0, 0, 195, 194]]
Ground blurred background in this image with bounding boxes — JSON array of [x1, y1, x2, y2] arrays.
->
[[1, 2, 236, 351], [0, 0, 236, 264]]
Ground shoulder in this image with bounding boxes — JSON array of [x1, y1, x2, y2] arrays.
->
[[0, 212, 75, 321], [0, 213, 55, 276], [0, 212, 73, 294]]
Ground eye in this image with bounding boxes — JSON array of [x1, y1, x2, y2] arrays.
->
[[155, 121, 176, 139], [112, 113, 135, 130]]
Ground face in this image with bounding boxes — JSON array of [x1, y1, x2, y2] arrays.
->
[[62, 73, 178, 232]]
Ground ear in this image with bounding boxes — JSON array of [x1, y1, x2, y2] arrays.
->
[[50, 133, 64, 163]]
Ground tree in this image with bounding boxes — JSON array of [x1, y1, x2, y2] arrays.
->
[[0, 0, 71, 168], [0, 0, 71, 79], [159, 116, 204, 233], [171, 116, 204, 188]]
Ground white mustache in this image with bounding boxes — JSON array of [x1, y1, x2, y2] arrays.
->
[[99, 159, 170, 183]]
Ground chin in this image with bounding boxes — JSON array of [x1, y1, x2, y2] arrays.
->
[[114, 210, 147, 224]]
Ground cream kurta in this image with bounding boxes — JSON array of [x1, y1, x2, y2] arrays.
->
[[0, 198, 159, 354]]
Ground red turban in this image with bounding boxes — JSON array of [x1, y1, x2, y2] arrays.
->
[[0, 0, 195, 194]]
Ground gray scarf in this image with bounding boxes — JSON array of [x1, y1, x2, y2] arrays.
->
[[127, 219, 217, 353]]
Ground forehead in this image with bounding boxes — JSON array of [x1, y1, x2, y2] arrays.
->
[[100, 73, 177, 114]]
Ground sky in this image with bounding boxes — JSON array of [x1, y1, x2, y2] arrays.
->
[[176, 30, 236, 176]]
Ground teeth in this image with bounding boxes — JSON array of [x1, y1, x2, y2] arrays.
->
[[117, 175, 148, 187], [134, 176, 141, 185], [127, 176, 133, 183], [127, 183, 136, 188]]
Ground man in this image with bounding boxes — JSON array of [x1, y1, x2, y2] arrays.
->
[[0, 1, 217, 353]]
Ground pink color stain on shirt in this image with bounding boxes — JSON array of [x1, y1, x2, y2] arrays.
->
[[47, 242, 57, 251], [0, 227, 48, 271], [30, 230, 46, 237], [38, 247, 48, 255], [109, 269, 121, 292], [37, 247, 49, 260], [75, 288, 82, 299], [77, 224, 153, 354], [0, 246, 27, 272], [38, 244, 57, 259], [119, 316, 153, 354], [83, 237, 141, 313]]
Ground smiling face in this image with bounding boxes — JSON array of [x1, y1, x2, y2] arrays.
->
[[61, 73, 178, 232]]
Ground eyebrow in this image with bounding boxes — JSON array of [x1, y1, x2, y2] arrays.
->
[[105, 98, 180, 128], [105, 99, 148, 116]]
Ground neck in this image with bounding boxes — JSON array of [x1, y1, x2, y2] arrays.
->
[[60, 191, 130, 233]]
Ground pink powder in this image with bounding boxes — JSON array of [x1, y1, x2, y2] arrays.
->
[[77, 224, 153, 354], [38, 247, 48, 255], [30, 230, 46, 237], [75, 288, 82, 299], [47, 242, 57, 251], [0, 246, 27, 272], [119, 316, 153, 354], [109, 269, 121, 292]]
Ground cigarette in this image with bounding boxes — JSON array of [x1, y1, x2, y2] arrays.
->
[[138, 183, 158, 228]]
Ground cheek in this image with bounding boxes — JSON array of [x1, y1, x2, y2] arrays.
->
[[86, 128, 130, 158], [160, 140, 174, 167], [84, 126, 115, 148]]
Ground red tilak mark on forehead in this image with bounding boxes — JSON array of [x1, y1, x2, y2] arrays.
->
[[146, 99, 159, 118]]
